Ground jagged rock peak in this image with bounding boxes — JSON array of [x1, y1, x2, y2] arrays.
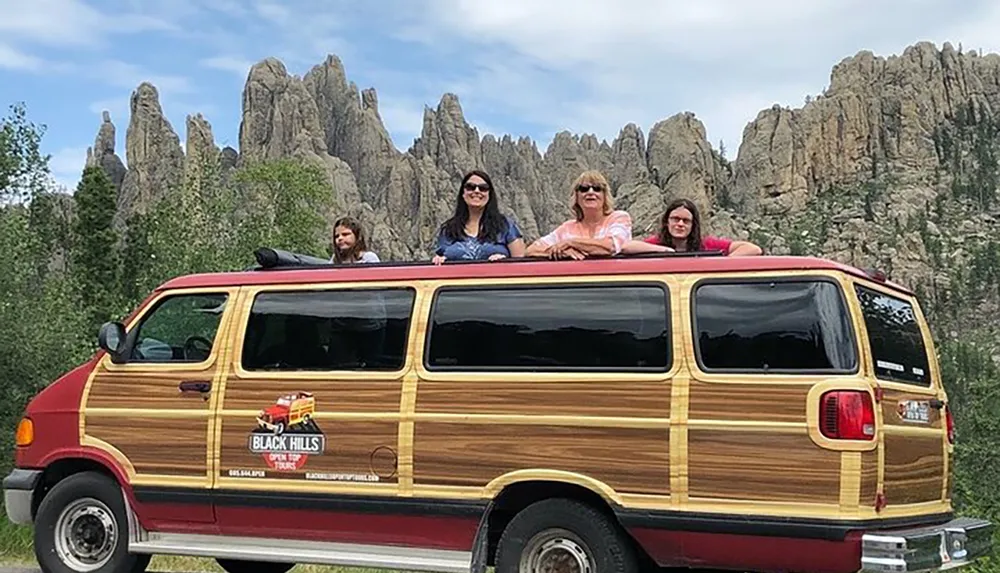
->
[[84, 109, 128, 195], [185, 113, 220, 185], [361, 88, 379, 114], [115, 81, 184, 226], [85, 111, 117, 167]]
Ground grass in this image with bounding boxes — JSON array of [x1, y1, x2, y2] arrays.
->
[[1, 519, 397, 572], [0, 518, 32, 562]]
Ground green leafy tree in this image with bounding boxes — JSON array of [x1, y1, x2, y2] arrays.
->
[[231, 158, 333, 256], [0, 102, 50, 203]]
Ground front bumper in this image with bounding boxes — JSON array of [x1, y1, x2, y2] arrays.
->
[[861, 516, 994, 572], [3, 468, 42, 525]]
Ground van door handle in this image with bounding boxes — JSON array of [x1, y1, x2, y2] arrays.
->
[[179, 380, 212, 394], [929, 398, 945, 410]]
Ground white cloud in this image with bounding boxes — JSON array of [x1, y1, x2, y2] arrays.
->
[[407, 0, 996, 157], [98, 60, 193, 95], [200, 55, 254, 77], [929, 2, 1000, 55], [89, 97, 130, 122], [377, 98, 427, 148], [48, 146, 88, 191], [255, 1, 292, 26], [0, 0, 176, 48], [0, 43, 46, 71]]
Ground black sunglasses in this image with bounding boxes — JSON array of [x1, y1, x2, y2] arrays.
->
[[463, 182, 490, 192], [576, 184, 604, 192]]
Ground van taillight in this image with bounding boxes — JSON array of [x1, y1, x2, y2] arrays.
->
[[946, 406, 955, 444], [819, 390, 875, 440]]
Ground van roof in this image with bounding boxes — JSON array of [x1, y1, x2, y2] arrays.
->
[[157, 251, 914, 296]]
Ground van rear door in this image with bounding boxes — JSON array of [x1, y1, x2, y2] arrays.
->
[[852, 282, 949, 511]]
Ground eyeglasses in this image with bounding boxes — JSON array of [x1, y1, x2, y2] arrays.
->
[[668, 216, 693, 225], [463, 182, 490, 192], [576, 184, 604, 193]]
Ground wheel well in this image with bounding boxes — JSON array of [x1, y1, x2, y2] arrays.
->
[[484, 480, 652, 567], [31, 458, 118, 519]]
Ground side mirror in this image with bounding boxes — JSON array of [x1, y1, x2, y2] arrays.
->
[[97, 322, 127, 360]]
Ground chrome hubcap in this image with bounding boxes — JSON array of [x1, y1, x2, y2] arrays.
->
[[521, 529, 593, 573], [54, 497, 117, 572]]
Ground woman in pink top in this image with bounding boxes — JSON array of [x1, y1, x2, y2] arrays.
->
[[623, 198, 762, 256], [525, 170, 633, 260]]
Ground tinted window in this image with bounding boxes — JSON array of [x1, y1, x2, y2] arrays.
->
[[855, 285, 930, 386], [129, 293, 229, 363], [426, 284, 670, 371], [693, 280, 857, 372], [241, 288, 415, 371]]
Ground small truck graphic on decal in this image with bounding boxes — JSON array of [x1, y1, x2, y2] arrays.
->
[[256, 392, 318, 435]]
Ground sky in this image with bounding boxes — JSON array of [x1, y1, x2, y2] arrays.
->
[[2, 0, 999, 192]]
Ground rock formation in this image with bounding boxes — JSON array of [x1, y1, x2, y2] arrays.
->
[[84, 111, 126, 193], [115, 83, 185, 230], [84, 41, 1000, 338]]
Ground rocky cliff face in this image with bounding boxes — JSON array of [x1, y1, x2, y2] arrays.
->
[[114, 83, 185, 231], [89, 41, 1000, 337]]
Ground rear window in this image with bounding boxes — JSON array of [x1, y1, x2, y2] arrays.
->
[[692, 279, 858, 373], [854, 285, 931, 386]]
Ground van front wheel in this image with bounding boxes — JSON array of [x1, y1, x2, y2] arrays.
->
[[495, 498, 638, 573], [33, 471, 150, 573]]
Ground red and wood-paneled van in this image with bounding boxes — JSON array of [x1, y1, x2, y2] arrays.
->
[[4, 249, 994, 573]]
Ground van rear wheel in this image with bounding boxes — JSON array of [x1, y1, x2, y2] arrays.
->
[[495, 498, 639, 573], [216, 558, 294, 573]]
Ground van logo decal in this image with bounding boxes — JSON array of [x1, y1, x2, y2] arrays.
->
[[897, 400, 931, 424], [248, 391, 325, 471]]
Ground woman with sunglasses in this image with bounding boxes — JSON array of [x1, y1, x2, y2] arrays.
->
[[525, 170, 632, 260], [432, 169, 526, 264]]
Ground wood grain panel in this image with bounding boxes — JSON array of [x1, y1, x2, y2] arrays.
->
[[688, 381, 809, 423], [413, 423, 669, 495], [86, 372, 214, 409], [218, 418, 399, 482], [85, 416, 207, 476], [883, 434, 943, 505], [880, 391, 943, 427], [415, 381, 670, 417], [946, 449, 953, 500], [687, 430, 840, 503], [860, 449, 878, 507], [221, 378, 402, 412]]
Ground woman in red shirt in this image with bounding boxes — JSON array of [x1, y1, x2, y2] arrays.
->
[[623, 198, 762, 256]]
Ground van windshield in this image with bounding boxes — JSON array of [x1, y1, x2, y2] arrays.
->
[[854, 285, 931, 387]]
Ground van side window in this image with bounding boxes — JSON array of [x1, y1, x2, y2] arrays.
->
[[129, 293, 229, 363], [425, 283, 670, 371], [241, 288, 415, 371], [854, 285, 931, 386], [692, 279, 857, 373]]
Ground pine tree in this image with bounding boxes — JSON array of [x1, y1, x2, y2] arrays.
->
[[118, 210, 153, 307], [71, 166, 120, 330]]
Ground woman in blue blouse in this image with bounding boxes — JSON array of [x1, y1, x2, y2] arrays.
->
[[432, 170, 525, 264]]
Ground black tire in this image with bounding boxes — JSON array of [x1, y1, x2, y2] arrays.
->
[[217, 558, 295, 573], [33, 471, 150, 573], [495, 498, 639, 573]]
